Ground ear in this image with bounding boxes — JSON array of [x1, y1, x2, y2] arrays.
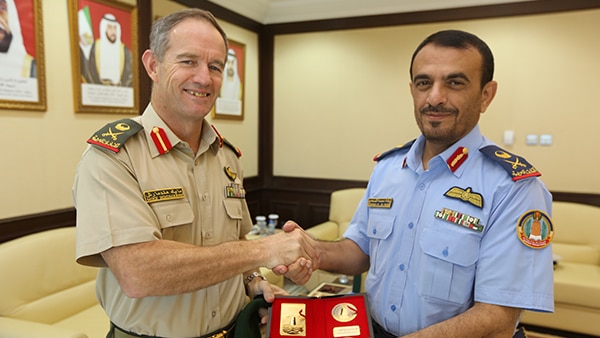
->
[[480, 80, 497, 113], [141, 49, 158, 82]]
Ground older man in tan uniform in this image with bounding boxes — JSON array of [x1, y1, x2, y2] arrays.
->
[[73, 9, 317, 338]]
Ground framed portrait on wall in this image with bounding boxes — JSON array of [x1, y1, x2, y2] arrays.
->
[[212, 39, 245, 120], [0, 0, 46, 111], [68, 0, 138, 114]]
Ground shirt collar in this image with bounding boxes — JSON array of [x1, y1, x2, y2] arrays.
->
[[140, 104, 222, 158], [404, 125, 484, 176]]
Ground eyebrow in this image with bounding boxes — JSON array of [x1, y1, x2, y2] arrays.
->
[[412, 72, 471, 83], [446, 72, 470, 82]]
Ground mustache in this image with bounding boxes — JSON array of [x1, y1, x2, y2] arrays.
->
[[420, 104, 457, 114]]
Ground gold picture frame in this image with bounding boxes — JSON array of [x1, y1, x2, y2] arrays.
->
[[68, 0, 139, 114], [211, 39, 245, 120], [0, 0, 46, 111]]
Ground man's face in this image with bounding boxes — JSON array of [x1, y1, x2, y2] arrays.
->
[[105, 23, 117, 43], [0, 0, 11, 50], [146, 19, 226, 123], [409, 44, 496, 147]]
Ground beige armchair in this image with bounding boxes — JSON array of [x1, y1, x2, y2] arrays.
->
[[0, 227, 108, 338], [304, 188, 366, 292]]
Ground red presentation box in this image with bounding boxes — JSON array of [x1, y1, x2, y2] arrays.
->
[[266, 293, 374, 338]]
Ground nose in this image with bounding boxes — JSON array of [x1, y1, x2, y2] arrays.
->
[[191, 64, 212, 87], [426, 83, 448, 107]]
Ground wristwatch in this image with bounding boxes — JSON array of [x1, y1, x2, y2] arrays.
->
[[244, 271, 267, 286]]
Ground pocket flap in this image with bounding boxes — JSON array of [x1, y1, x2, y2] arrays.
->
[[366, 214, 395, 240], [151, 201, 194, 229], [420, 228, 479, 267]]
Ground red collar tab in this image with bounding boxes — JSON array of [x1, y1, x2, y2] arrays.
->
[[211, 124, 224, 148], [150, 126, 173, 155], [447, 147, 469, 172]]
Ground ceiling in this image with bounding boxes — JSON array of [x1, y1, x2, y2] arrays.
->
[[207, 0, 536, 24]]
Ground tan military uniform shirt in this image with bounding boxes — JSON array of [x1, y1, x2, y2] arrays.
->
[[73, 104, 253, 336]]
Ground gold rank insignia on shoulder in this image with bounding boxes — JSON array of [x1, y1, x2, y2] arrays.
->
[[367, 198, 393, 208], [516, 210, 554, 249], [480, 146, 541, 181], [444, 186, 483, 208], [87, 119, 142, 153], [143, 187, 185, 204]]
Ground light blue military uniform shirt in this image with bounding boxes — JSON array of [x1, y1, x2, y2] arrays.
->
[[344, 125, 554, 336]]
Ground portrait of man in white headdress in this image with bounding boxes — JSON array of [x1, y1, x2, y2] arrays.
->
[[220, 48, 242, 100], [84, 13, 132, 87], [215, 44, 244, 118], [0, 0, 36, 78]]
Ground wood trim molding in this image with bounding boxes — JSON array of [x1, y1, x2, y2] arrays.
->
[[0, 208, 76, 244]]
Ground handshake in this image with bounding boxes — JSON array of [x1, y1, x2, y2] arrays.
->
[[254, 220, 367, 286], [255, 221, 322, 286]]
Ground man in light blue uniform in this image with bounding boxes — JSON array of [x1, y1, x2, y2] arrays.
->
[[280, 30, 554, 337]]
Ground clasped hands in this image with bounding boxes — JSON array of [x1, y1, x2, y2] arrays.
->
[[266, 221, 319, 286]]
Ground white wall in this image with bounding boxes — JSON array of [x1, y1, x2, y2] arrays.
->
[[273, 9, 600, 194]]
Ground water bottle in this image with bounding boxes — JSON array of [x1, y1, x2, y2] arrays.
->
[[268, 214, 279, 235], [256, 215, 267, 236]]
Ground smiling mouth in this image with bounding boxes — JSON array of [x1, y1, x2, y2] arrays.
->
[[186, 90, 209, 98]]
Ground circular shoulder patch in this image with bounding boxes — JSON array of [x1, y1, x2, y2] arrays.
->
[[516, 210, 554, 249]]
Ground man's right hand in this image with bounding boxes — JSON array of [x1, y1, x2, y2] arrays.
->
[[262, 221, 319, 271]]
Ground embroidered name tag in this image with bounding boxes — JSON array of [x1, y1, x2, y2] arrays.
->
[[143, 187, 185, 203], [367, 198, 393, 208], [434, 208, 484, 232]]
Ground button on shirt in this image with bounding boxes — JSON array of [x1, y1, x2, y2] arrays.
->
[[73, 104, 252, 337], [344, 125, 554, 336]]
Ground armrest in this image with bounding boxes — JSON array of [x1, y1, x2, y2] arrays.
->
[[0, 317, 88, 338], [306, 221, 339, 241]]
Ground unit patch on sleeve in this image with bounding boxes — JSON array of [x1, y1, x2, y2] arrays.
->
[[516, 210, 554, 249], [87, 119, 142, 153], [479, 146, 541, 181]]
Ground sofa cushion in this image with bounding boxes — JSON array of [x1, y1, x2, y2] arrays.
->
[[328, 188, 365, 237], [552, 242, 600, 265], [553, 261, 600, 308], [0, 227, 99, 323], [306, 221, 340, 241], [54, 304, 109, 338]]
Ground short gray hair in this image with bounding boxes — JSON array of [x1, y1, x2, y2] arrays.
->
[[149, 8, 228, 62]]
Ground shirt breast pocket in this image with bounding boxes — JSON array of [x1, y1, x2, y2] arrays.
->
[[418, 227, 480, 304], [221, 198, 243, 240], [366, 213, 395, 276], [151, 201, 194, 242]]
